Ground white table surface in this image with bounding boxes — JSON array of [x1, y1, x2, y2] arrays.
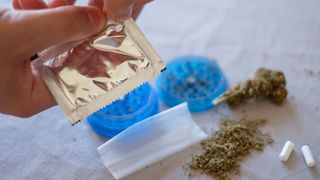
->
[[1, 0, 320, 179]]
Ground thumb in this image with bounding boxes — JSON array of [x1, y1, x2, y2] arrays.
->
[[1, 6, 106, 60]]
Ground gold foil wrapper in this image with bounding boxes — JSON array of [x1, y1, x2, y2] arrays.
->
[[36, 19, 165, 124]]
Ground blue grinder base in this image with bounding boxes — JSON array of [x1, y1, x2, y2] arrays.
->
[[87, 83, 159, 138], [156, 56, 228, 112]]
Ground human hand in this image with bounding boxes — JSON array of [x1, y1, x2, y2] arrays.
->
[[89, 0, 152, 21], [0, 0, 105, 117]]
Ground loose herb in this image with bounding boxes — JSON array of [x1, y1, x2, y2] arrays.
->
[[213, 68, 287, 106], [190, 118, 273, 180]]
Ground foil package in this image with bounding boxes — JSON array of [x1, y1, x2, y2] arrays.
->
[[35, 19, 165, 125]]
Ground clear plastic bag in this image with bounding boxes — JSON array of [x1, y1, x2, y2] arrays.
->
[[35, 19, 165, 124], [97, 103, 208, 179]]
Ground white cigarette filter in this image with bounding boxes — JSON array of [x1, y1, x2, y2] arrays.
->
[[279, 141, 295, 162], [301, 145, 316, 167]]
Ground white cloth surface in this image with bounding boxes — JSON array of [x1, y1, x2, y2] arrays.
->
[[1, 0, 320, 179]]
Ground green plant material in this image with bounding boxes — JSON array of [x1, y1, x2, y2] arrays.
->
[[190, 118, 273, 180], [213, 68, 287, 106]]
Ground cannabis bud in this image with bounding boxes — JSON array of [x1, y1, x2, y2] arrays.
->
[[213, 68, 287, 106]]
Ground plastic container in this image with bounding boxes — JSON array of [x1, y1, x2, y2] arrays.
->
[[156, 55, 228, 112], [87, 83, 159, 138]]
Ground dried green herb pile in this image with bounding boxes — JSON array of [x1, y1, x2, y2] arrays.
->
[[213, 68, 287, 106], [190, 118, 273, 180]]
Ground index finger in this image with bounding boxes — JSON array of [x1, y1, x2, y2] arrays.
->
[[89, 0, 103, 8], [104, 0, 134, 21], [48, 0, 76, 7]]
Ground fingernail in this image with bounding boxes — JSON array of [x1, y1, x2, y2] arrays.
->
[[86, 7, 106, 30], [105, 4, 133, 21], [113, 11, 131, 21], [114, 6, 133, 20]]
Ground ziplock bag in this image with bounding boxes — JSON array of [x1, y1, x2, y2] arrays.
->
[[35, 19, 165, 125], [97, 103, 208, 179]]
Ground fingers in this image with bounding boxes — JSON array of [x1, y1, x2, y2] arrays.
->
[[13, 0, 76, 10], [27, 65, 57, 116], [13, 0, 47, 10], [48, 0, 76, 8], [104, 0, 134, 21], [131, 0, 152, 20], [12, 0, 22, 9], [2, 6, 106, 61], [131, 6, 143, 20], [103, 0, 151, 21], [135, 0, 152, 6], [89, 0, 104, 8], [16, 62, 56, 117]]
